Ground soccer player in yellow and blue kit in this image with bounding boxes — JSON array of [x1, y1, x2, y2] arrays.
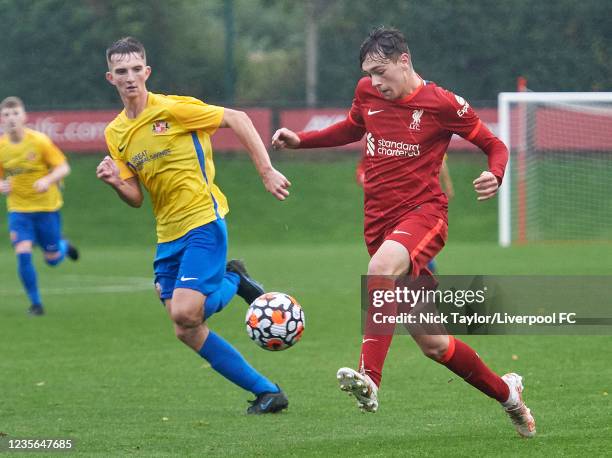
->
[[96, 37, 291, 414], [0, 96, 79, 315]]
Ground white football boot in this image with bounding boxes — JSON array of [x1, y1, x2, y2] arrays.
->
[[501, 373, 536, 438], [337, 367, 379, 413]]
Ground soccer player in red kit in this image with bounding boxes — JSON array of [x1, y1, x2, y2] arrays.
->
[[273, 27, 535, 438]]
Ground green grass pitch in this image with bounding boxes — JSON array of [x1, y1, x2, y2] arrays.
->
[[1, 155, 611, 456]]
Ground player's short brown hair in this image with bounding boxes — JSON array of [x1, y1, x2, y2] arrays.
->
[[0, 96, 25, 110], [106, 37, 146, 63], [359, 26, 410, 66]]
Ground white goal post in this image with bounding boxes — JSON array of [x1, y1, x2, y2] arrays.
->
[[498, 92, 612, 246]]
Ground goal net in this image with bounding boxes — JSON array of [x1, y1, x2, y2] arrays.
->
[[498, 92, 612, 246]]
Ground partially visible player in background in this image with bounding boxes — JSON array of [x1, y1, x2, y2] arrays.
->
[[97, 37, 291, 414], [273, 27, 535, 437], [356, 155, 454, 274], [427, 157, 454, 272], [0, 97, 79, 316], [426, 157, 453, 273]]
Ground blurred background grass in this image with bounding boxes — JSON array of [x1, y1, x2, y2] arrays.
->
[[0, 152, 500, 250]]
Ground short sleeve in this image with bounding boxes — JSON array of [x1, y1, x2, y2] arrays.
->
[[348, 80, 366, 127], [115, 158, 135, 180], [436, 88, 482, 141], [104, 129, 135, 180], [40, 135, 67, 167], [169, 98, 224, 134]]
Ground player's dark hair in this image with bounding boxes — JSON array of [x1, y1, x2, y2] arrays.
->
[[0, 96, 25, 110], [106, 37, 146, 63], [359, 26, 410, 66]]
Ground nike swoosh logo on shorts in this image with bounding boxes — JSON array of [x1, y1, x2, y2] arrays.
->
[[180, 276, 198, 281], [393, 230, 412, 236], [362, 338, 378, 344], [368, 109, 384, 115]]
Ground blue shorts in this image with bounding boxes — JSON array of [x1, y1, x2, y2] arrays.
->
[[8, 211, 62, 252], [154, 219, 228, 300]]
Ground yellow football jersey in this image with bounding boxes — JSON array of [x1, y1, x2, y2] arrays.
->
[[104, 92, 229, 243], [0, 128, 66, 212]]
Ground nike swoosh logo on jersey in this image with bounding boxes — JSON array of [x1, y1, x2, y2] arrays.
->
[[118, 145, 126, 152], [392, 230, 412, 236], [180, 276, 198, 281], [367, 109, 384, 115]]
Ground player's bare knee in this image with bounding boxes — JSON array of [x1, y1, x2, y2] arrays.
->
[[14, 241, 32, 254], [170, 306, 201, 329], [169, 295, 202, 327], [368, 254, 410, 276], [367, 257, 394, 276]]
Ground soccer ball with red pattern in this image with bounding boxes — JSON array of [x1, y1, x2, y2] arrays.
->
[[245, 292, 305, 351]]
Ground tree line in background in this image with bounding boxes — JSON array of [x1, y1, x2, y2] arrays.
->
[[1, 0, 610, 109]]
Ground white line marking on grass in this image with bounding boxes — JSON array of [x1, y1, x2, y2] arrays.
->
[[0, 275, 152, 296]]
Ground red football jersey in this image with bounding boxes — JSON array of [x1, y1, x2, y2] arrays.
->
[[348, 76, 486, 245]]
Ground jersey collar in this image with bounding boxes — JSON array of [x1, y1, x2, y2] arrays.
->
[[396, 75, 425, 104], [121, 92, 154, 122]]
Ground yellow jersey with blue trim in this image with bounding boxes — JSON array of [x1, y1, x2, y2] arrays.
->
[[104, 92, 229, 243], [0, 128, 66, 212]]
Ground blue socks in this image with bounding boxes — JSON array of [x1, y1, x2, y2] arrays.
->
[[198, 275, 276, 395], [203, 272, 239, 321], [198, 331, 278, 395], [17, 240, 69, 306], [17, 253, 41, 305]]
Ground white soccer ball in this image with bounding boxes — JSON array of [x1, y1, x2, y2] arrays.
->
[[245, 292, 305, 351]]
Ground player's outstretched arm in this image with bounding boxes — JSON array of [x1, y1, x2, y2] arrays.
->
[[220, 109, 291, 201], [274, 119, 365, 150], [272, 128, 301, 149], [33, 162, 70, 193], [96, 156, 143, 207]]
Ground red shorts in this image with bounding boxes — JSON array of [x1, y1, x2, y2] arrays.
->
[[367, 206, 448, 278]]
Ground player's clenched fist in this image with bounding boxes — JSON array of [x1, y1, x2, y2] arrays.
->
[[96, 156, 120, 185], [262, 168, 291, 201], [272, 128, 300, 150], [33, 177, 51, 193], [0, 179, 11, 195], [473, 171, 499, 201]]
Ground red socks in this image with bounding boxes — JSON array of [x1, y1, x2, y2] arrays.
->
[[359, 276, 510, 404], [359, 334, 393, 387], [440, 336, 510, 402], [359, 276, 397, 387]]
